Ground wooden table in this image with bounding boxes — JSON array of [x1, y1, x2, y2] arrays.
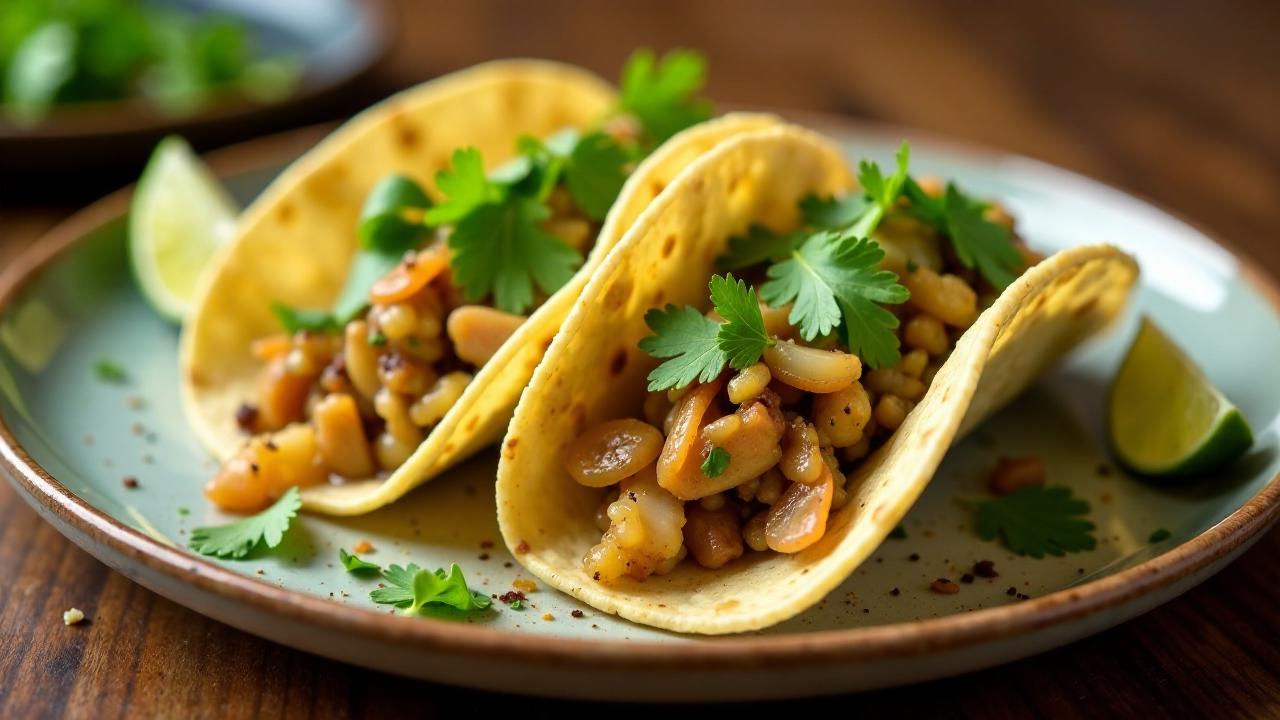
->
[[3, 1, 1279, 715]]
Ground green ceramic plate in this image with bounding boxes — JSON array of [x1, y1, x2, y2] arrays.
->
[[2, 120, 1278, 701]]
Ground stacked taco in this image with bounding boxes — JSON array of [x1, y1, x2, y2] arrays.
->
[[181, 53, 780, 515], [496, 125, 1138, 634]]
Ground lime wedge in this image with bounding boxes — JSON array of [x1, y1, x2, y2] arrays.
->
[[129, 136, 238, 322], [1108, 317, 1252, 478]]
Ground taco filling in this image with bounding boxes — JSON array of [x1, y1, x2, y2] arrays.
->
[[562, 144, 1042, 582], [205, 51, 713, 512]]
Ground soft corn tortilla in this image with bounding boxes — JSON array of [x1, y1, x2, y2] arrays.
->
[[181, 58, 780, 515], [496, 125, 1139, 634]]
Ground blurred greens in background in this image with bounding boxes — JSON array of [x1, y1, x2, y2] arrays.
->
[[0, 0, 301, 126]]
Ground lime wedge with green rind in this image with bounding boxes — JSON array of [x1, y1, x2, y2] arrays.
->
[[129, 136, 238, 322], [1108, 317, 1253, 478]]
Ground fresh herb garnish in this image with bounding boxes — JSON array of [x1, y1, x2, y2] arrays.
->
[[903, 178, 1021, 289], [565, 131, 633, 221], [93, 359, 127, 384], [338, 548, 381, 574], [701, 446, 731, 478], [761, 231, 909, 368], [1148, 528, 1172, 544], [973, 486, 1096, 558], [367, 331, 388, 347], [188, 487, 300, 559], [358, 174, 434, 253], [639, 274, 773, 391], [508, 598, 525, 610], [619, 48, 712, 146], [369, 563, 491, 615], [271, 302, 341, 334]]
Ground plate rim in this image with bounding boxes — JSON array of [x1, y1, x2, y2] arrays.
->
[[2, 117, 1278, 670]]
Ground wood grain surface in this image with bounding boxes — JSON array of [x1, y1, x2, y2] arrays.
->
[[3, 1, 1279, 716]]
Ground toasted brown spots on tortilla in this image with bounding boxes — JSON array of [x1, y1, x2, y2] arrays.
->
[[506, 437, 519, 450], [1073, 297, 1098, 317], [603, 278, 633, 310], [443, 442, 455, 453], [541, 335, 554, 352], [661, 234, 677, 259], [651, 180, 665, 196], [465, 416, 479, 432], [569, 402, 587, 435], [609, 348, 628, 376], [715, 599, 740, 613], [276, 202, 295, 225], [398, 124, 420, 149], [653, 289, 665, 304]]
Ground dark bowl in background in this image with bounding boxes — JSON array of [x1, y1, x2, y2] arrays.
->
[[0, 0, 392, 198]]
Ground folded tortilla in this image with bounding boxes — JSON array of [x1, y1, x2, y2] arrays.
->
[[180, 58, 781, 515], [496, 124, 1139, 634]]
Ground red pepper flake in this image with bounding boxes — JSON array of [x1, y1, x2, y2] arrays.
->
[[122, 476, 139, 489], [479, 539, 495, 549], [960, 573, 975, 584], [570, 610, 585, 619], [498, 591, 525, 604], [235, 404, 259, 432], [515, 540, 531, 555], [930, 578, 960, 594], [973, 560, 998, 578], [352, 539, 374, 554]]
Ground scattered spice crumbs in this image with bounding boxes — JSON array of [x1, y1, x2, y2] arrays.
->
[[570, 610, 585, 619], [478, 553, 490, 561], [890, 588, 900, 597], [122, 476, 139, 489], [352, 539, 374, 554], [63, 608, 86, 625], [930, 578, 960, 594], [542, 613, 554, 621], [479, 540, 495, 549], [908, 553, 920, 562], [512, 578, 537, 593], [127, 395, 146, 410], [973, 560, 998, 578], [503, 562, 513, 568], [515, 540, 530, 554], [960, 574, 975, 584], [1006, 587, 1018, 596]]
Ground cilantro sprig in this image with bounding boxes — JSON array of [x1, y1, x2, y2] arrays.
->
[[973, 486, 1097, 558], [761, 231, 909, 368], [619, 48, 713, 147], [639, 274, 773, 392], [189, 487, 300, 559], [369, 563, 491, 615], [903, 178, 1022, 289]]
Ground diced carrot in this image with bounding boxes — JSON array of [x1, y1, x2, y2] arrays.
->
[[369, 244, 449, 306]]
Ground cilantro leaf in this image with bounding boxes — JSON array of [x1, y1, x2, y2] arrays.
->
[[638, 304, 724, 392], [357, 175, 433, 255], [701, 446, 731, 478], [941, 184, 1022, 289], [761, 231, 909, 368], [424, 148, 499, 226], [369, 562, 490, 614], [974, 486, 1097, 558], [189, 487, 300, 559], [565, 131, 631, 221], [860, 142, 911, 214], [447, 197, 582, 314], [709, 274, 773, 369], [619, 48, 712, 145], [718, 225, 803, 271], [93, 359, 127, 384], [270, 302, 341, 334], [338, 548, 380, 574], [904, 178, 1022, 289], [800, 193, 870, 230]]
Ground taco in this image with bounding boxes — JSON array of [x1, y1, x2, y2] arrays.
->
[[496, 125, 1139, 634], [181, 53, 781, 515]]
